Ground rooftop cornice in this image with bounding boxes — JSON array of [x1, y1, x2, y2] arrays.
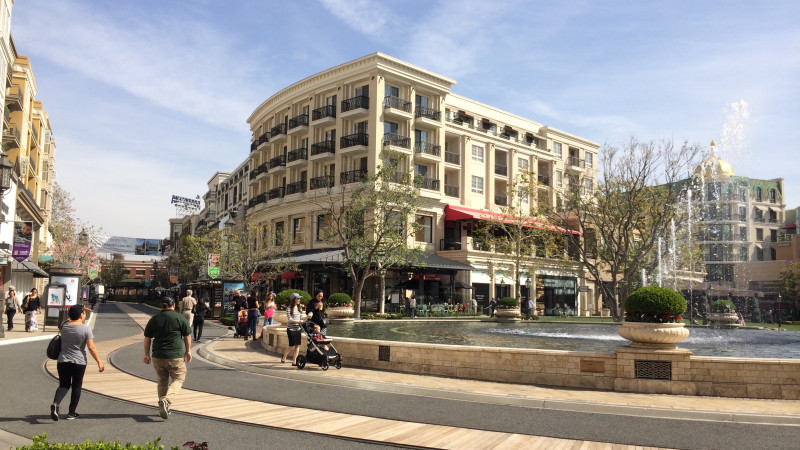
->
[[539, 126, 600, 150]]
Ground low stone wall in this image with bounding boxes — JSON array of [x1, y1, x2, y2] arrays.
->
[[261, 327, 800, 400]]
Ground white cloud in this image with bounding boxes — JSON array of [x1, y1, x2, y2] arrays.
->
[[318, 0, 394, 39]]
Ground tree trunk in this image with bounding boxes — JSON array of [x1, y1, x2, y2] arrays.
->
[[378, 272, 386, 314]]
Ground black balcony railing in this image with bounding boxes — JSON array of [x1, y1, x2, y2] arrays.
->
[[310, 175, 334, 190], [415, 177, 440, 191], [259, 132, 269, 144], [415, 105, 440, 120], [439, 239, 462, 251], [340, 169, 368, 185], [269, 154, 286, 169], [286, 180, 307, 195], [444, 185, 459, 197], [287, 147, 308, 163], [268, 187, 285, 200], [384, 96, 411, 112], [312, 104, 336, 121], [495, 164, 508, 176], [568, 156, 585, 168], [270, 123, 287, 137], [538, 175, 550, 186], [414, 141, 441, 157], [383, 133, 410, 148], [311, 140, 336, 156], [340, 132, 369, 149], [495, 194, 508, 206], [288, 114, 308, 129], [341, 95, 369, 113], [384, 171, 412, 184], [445, 151, 460, 164], [250, 141, 258, 152]]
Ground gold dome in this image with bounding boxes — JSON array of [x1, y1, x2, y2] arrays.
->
[[694, 140, 735, 178]]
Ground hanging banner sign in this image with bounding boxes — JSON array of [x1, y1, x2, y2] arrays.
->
[[169, 267, 178, 284], [12, 221, 33, 262], [208, 253, 220, 279]]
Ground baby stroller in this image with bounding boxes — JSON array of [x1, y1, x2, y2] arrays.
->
[[296, 321, 342, 371], [234, 309, 249, 338]]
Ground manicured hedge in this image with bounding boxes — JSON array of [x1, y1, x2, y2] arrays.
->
[[498, 297, 519, 308], [328, 292, 353, 306], [711, 299, 736, 313]]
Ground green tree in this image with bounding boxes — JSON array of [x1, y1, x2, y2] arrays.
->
[[778, 260, 800, 320], [548, 138, 701, 322], [99, 255, 126, 288], [312, 153, 423, 318], [217, 219, 296, 291]]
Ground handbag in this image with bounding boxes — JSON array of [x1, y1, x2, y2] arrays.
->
[[46, 333, 62, 360]]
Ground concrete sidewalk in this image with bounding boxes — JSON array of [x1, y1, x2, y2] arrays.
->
[[200, 333, 800, 426]]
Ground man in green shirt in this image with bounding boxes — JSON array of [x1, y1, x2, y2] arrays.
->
[[143, 297, 191, 420]]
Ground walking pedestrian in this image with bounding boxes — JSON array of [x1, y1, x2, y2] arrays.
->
[[408, 294, 417, 318], [230, 290, 247, 338], [50, 304, 104, 421], [489, 297, 497, 317], [192, 299, 208, 342], [4, 285, 20, 330], [281, 293, 306, 365], [306, 289, 326, 333], [526, 297, 535, 319], [24, 288, 41, 332], [143, 297, 191, 420], [245, 291, 259, 340], [180, 290, 197, 327], [259, 292, 276, 340]]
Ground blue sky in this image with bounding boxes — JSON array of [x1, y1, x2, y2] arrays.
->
[[11, 0, 800, 239]]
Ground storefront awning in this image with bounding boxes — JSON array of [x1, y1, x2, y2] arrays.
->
[[261, 247, 472, 271], [11, 259, 49, 278], [781, 223, 796, 230], [444, 205, 581, 235]]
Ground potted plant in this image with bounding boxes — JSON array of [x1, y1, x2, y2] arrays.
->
[[494, 297, 521, 321], [617, 285, 690, 348], [273, 289, 310, 325], [326, 292, 355, 321], [710, 299, 740, 326]]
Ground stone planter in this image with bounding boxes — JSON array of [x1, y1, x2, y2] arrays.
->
[[617, 322, 690, 349], [494, 307, 521, 321], [326, 305, 355, 321], [710, 312, 741, 327], [273, 309, 288, 326]]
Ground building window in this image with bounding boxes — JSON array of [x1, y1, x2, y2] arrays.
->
[[275, 221, 284, 246], [518, 157, 529, 170], [756, 247, 764, 261], [755, 187, 762, 202], [553, 142, 563, 157], [738, 188, 746, 202], [471, 175, 484, 194], [769, 189, 776, 203], [292, 217, 305, 245], [471, 145, 484, 162], [739, 226, 747, 241], [555, 171, 563, 189], [771, 229, 777, 242], [738, 206, 746, 221], [739, 247, 748, 261], [756, 228, 763, 241], [316, 214, 330, 242], [415, 215, 433, 243], [135, 269, 146, 278], [583, 178, 593, 195], [585, 152, 594, 169]]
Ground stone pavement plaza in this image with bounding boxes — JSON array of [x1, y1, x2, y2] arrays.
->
[[1, 303, 798, 449]]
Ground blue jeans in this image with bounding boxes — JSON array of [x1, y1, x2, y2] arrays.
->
[[263, 315, 273, 327], [246, 309, 259, 338]]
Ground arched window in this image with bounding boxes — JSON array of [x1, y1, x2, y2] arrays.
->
[[769, 189, 776, 203], [755, 187, 762, 202]]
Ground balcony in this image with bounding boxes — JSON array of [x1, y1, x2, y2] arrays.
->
[[383, 133, 411, 153], [269, 154, 286, 172], [567, 156, 585, 169], [341, 95, 369, 118], [384, 96, 412, 119], [5, 85, 22, 111], [310, 175, 334, 190], [257, 132, 270, 150], [5, 63, 11, 87], [754, 216, 766, 223], [270, 123, 287, 142], [495, 194, 508, 206], [285, 180, 307, 196], [444, 184, 459, 197], [444, 151, 460, 165], [415, 105, 441, 123], [340, 169, 368, 185], [384, 171, 412, 184], [310, 140, 336, 160], [495, 164, 508, 177], [268, 186, 285, 201], [249, 193, 267, 209], [340, 132, 369, 154], [250, 141, 258, 152], [538, 175, 551, 186], [413, 141, 441, 159], [287, 147, 308, 167], [288, 114, 309, 135], [2, 125, 20, 150], [415, 177, 440, 191], [312, 104, 336, 124], [439, 239, 462, 251]]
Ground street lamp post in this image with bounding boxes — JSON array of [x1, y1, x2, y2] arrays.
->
[[777, 293, 782, 329]]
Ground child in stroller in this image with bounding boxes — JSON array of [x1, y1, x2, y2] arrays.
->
[[236, 309, 249, 339], [295, 321, 342, 371]]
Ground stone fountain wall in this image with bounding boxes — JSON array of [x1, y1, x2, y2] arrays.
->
[[261, 327, 800, 400]]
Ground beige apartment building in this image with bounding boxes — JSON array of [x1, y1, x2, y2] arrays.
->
[[245, 53, 599, 315]]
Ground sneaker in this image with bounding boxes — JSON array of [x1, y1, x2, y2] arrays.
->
[[65, 413, 79, 420], [50, 403, 59, 421], [158, 399, 170, 419]]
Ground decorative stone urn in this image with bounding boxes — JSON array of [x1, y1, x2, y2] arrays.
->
[[617, 322, 690, 349], [710, 312, 741, 327], [326, 305, 355, 321], [273, 309, 288, 326], [494, 307, 521, 321]]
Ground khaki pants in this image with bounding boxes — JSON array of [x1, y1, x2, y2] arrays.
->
[[152, 357, 186, 405], [182, 311, 194, 327]]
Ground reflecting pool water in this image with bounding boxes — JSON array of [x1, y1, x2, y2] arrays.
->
[[326, 321, 800, 359]]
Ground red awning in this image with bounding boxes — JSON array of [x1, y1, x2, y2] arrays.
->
[[781, 223, 796, 230], [280, 271, 302, 280], [444, 205, 580, 235]]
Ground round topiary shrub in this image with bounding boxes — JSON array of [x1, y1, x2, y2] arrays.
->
[[624, 285, 686, 323], [328, 292, 353, 307], [711, 299, 736, 313], [275, 289, 310, 307], [498, 297, 519, 309]]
